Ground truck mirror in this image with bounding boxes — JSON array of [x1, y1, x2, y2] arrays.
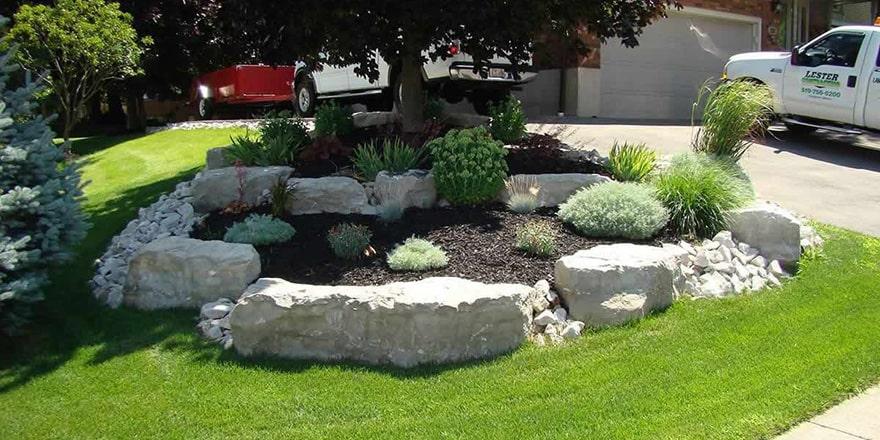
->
[[790, 45, 801, 66]]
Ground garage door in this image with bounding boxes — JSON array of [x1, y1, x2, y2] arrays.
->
[[600, 10, 759, 120]]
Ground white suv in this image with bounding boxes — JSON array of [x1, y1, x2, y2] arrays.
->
[[293, 44, 537, 116]]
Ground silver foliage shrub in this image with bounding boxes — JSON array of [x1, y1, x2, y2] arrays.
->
[[0, 17, 88, 334], [387, 237, 448, 272], [558, 182, 668, 240], [223, 214, 295, 246]]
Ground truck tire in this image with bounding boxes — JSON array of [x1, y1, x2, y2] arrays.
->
[[785, 122, 818, 136], [471, 90, 510, 116], [197, 98, 214, 120], [295, 78, 317, 117]]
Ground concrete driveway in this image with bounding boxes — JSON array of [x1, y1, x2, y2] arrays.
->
[[528, 118, 880, 236]]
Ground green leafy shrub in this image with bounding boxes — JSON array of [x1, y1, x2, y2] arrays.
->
[[558, 182, 669, 240], [653, 153, 754, 238], [428, 127, 508, 205], [387, 237, 448, 271], [352, 137, 425, 181], [327, 223, 372, 260], [515, 221, 557, 257], [0, 31, 88, 333], [489, 95, 526, 144], [608, 142, 656, 182], [224, 214, 296, 246], [314, 101, 354, 138], [505, 175, 540, 213], [269, 178, 294, 218], [692, 80, 773, 161], [227, 111, 310, 166]]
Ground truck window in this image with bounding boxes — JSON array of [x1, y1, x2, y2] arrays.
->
[[800, 32, 865, 68]]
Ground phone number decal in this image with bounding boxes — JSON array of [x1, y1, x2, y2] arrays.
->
[[801, 87, 840, 99]]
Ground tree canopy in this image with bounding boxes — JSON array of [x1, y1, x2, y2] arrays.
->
[[8, 0, 149, 141]]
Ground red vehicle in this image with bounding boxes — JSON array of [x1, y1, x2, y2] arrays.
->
[[191, 64, 296, 119]]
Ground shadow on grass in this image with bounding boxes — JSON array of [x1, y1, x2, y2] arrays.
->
[[0, 168, 201, 393], [67, 133, 145, 157]]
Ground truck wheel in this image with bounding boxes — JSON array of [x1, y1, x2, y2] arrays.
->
[[197, 98, 214, 120], [785, 122, 818, 136], [295, 78, 316, 117], [471, 91, 509, 116]]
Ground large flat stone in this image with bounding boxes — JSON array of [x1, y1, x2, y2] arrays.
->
[[286, 176, 372, 215], [374, 170, 437, 209], [229, 277, 534, 367], [124, 237, 260, 310], [352, 111, 400, 129], [204, 146, 232, 170], [498, 173, 611, 207], [191, 166, 293, 212], [728, 201, 802, 267], [554, 244, 678, 327]]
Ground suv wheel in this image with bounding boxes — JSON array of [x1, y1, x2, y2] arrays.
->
[[295, 78, 317, 117]]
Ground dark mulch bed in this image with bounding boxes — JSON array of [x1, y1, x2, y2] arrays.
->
[[295, 129, 609, 178], [194, 204, 652, 286]]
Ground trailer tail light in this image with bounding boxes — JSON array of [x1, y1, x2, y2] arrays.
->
[[448, 43, 460, 56]]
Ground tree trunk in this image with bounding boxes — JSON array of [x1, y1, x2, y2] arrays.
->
[[125, 91, 146, 132], [400, 53, 425, 133]]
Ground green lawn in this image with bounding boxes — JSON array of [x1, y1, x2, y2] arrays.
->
[[2, 129, 880, 439]]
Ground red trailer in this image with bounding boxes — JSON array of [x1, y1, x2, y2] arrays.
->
[[191, 64, 296, 119]]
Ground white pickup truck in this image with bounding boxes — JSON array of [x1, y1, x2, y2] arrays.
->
[[724, 25, 880, 134], [293, 44, 537, 116]]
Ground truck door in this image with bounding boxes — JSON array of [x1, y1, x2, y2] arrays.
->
[[313, 63, 350, 94], [860, 33, 880, 129], [783, 30, 869, 124]]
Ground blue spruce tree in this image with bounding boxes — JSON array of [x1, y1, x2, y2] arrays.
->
[[0, 16, 87, 334]]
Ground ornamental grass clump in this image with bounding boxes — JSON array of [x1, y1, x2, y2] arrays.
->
[[352, 137, 425, 181], [489, 95, 526, 144], [558, 182, 669, 240], [428, 127, 508, 205], [387, 237, 448, 272], [653, 152, 754, 238], [327, 223, 372, 260], [268, 178, 295, 218], [608, 141, 656, 182], [227, 111, 310, 166], [692, 80, 773, 161], [515, 220, 557, 257], [505, 175, 541, 213], [224, 214, 296, 246]]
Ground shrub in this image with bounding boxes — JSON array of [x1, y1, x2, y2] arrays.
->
[[505, 175, 541, 213], [692, 80, 773, 161], [298, 135, 352, 162], [489, 95, 526, 144], [428, 127, 508, 205], [227, 111, 310, 166], [373, 183, 406, 223], [515, 221, 557, 257], [387, 237, 448, 271], [327, 223, 372, 260], [0, 33, 88, 334], [224, 214, 295, 246], [653, 153, 754, 238], [608, 141, 656, 182], [352, 137, 425, 181], [558, 182, 669, 240], [314, 101, 354, 138], [424, 96, 445, 121], [269, 178, 295, 218]]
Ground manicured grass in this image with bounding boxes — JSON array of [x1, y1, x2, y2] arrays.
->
[[2, 129, 880, 439]]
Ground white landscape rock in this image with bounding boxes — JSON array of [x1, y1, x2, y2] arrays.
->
[[728, 201, 802, 268], [498, 173, 611, 208], [286, 176, 372, 215], [124, 237, 261, 310], [554, 244, 679, 327], [374, 170, 437, 210], [204, 146, 232, 170], [190, 166, 294, 212], [229, 277, 535, 368]]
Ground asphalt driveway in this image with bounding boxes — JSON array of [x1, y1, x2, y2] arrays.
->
[[529, 118, 880, 236]]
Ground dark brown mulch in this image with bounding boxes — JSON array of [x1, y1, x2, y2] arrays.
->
[[194, 204, 651, 286], [506, 133, 609, 175]]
